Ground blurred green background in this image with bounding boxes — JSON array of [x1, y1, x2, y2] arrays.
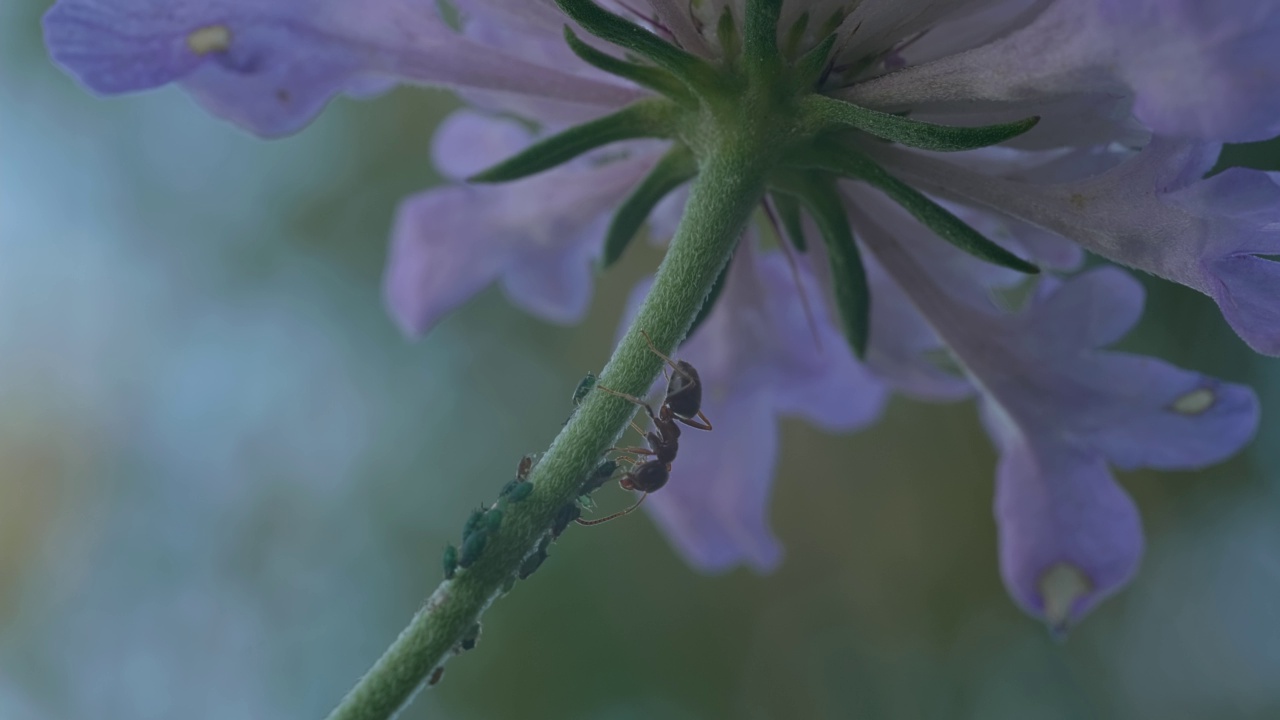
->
[[3, 2, 1279, 718]]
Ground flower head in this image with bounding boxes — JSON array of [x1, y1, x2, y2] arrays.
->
[[44, 0, 1277, 628]]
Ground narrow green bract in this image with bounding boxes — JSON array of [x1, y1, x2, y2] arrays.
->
[[602, 145, 698, 268], [774, 174, 870, 358], [554, 0, 718, 91], [803, 95, 1040, 152], [770, 192, 807, 252], [744, 0, 783, 72], [793, 34, 836, 90], [793, 145, 1040, 274], [563, 27, 692, 103], [468, 101, 676, 183]]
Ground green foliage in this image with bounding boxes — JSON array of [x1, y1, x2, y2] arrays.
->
[[803, 95, 1039, 152], [554, 0, 718, 89], [563, 26, 693, 102], [793, 145, 1039, 274], [468, 101, 677, 183], [774, 174, 870, 357]]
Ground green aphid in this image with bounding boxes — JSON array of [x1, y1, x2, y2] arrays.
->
[[458, 529, 488, 568], [506, 481, 534, 503], [458, 622, 481, 652], [499, 479, 521, 497], [485, 507, 504, 532], [501, 575, 517, 595], [462, 507, 487, 540], [442, 543, 458, 580]]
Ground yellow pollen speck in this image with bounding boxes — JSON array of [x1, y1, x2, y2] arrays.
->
[[187, 25, 232, 55], [1039, 563, 1092, 632], [1172, 387, 1215, 415]]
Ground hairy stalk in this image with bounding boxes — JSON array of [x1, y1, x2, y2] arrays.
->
[[324, 151, 766, 720]]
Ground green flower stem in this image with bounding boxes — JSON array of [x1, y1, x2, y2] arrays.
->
[[324, 150, 766, 720]]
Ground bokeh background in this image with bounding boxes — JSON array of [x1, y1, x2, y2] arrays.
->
[[3, 2, 1280, 718]]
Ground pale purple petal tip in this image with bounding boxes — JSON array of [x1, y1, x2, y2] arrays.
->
[[43, 0, 383, 137], [383, 113, 659, 335], [383, 186, 508, 336], [43, 0, 204, 93], [1167, 169, 1280, 356], [981, 268, 1259, 627], [992, 432, 1144, 629], [431, 110, 534, 182]]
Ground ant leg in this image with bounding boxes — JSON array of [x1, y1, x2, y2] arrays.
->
[[677, 411, 714, 431], [595, 383, 660, 424], [574, 493, 648, 527], [640, 329, 704, 396], [639, 330, 682, 376], [611, 446, 656, 457]]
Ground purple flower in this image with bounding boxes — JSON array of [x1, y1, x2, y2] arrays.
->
[[43, 0, 639, 137], [849, 197, 1259, 628], [44, 0, 1279, 626]]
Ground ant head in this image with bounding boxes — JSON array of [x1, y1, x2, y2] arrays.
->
[[665, 360, 703, 420]]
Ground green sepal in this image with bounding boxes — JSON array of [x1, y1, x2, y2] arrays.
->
[[794, 145, 1039, 274], [744, 0, 783, 71], [563, 27, 693, 103], [793, 34, 835, 90], [601, 145, 698, 268], [803, 95, 1039, 152], [770, 191, 807, 252], [683, 253, 733, 344], [772, 174, 870, 357], [555, 0, 717, 90], [782, 11, 810, 60], [717, 6, 740, 70], [468, 101, 675, 183]]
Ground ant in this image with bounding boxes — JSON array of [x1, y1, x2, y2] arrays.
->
[[576, 330, 712, 526]]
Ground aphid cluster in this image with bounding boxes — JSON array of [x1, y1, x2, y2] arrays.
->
[[441, 454, 536, 581], [576, 331, 713, 526], [438, 333, 710, 588], [427, 340, 711, 689]]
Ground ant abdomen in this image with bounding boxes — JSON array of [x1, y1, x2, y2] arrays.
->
[[621, 461, 670, 494], [665, 360, 703, 421]]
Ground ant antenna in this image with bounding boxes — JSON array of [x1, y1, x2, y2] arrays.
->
[[763, 199, 824, 353], [574, 493, 648, 526]]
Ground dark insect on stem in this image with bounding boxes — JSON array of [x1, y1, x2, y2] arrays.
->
[[572, 372, 597, 406], [577, 330, 713, 526], [580, 459, 619, 496]]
